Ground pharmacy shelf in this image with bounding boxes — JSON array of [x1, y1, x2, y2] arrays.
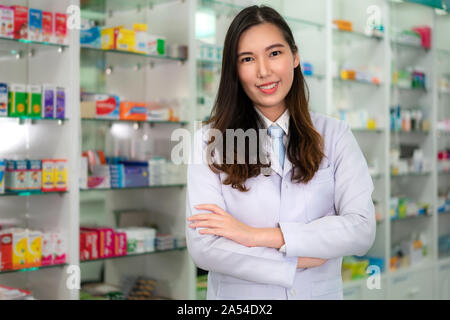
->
[[0, 190, 68, 197], [81, 118, 189, 126], [333, 28, 384, 41], [333, 77, 382, 87], [390, 171, 432, 177], [0, 36, 68, 59], [0, 263, 68, 275], [80, 247, 187, 263], [0, 115, 68, 125], [80, 46, 187, 64], [79, 184, 186, 192]]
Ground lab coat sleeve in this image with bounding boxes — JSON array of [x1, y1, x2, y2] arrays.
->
[[186, 127, 298, 288], [279, 122, 376, 259]]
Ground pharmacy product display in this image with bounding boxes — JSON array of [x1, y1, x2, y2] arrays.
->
[[0, 228, 66, 272], [390, 233, 428, 271], [0, 4, 68, 44], [0, 83, 67, 120]]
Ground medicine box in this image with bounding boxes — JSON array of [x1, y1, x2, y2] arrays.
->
[[0, 159, 5, 194], [12, 6, 28, 40], [42, 159, 55, 192], [52, 232, 66, 264], [0, 83, 7, 117], [54, 13, 67, 45], [119, 101, 147, 121], [41, 232, 53, 266], [101, 26, 121, 50], [0, 5, 14, 38], [0, 231, 12, 270], [28, 8, 42, 42], [12, 228, 27, 269], [6, 160, 27, 191], [8, 84, 28, 117], [27, 85, 42, 117], [27, 160, 42, 190], [54, 159, 68, 192], [55, 87, 66, 119], [114, 232, 127, 256], [116, 28, 136, 52], [42, 84, 55, 119], [26, 230, 42, 268], [42, 11, 53, 42]]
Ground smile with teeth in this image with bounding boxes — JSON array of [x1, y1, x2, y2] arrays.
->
[[258, 82, 278, 89]]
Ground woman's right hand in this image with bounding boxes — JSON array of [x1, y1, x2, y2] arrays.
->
[[297, 257, 328, 269]]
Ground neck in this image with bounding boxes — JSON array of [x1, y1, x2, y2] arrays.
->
[[255, 105, 286, 122]]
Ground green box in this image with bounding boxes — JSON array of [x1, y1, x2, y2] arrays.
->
[[27, 85, 42, 117], [8, 84, 28, 117]]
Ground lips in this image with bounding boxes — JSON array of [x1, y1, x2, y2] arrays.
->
[[257, 81, 279, 94]]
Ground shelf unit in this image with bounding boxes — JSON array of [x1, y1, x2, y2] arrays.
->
[[0, 0, 448, 300]]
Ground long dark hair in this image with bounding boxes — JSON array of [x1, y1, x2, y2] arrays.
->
[[207, 5, 325, 192]]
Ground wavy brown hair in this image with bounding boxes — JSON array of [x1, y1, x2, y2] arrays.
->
[[206, 5, 325, 192]]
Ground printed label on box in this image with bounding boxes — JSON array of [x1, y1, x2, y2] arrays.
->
[[12, 6, 28, 40], [0, 83, 7, 117], [28, 8, 42, 42], [42, 160, 55, 192], [42, 85, 55, 119], [54, 159, 67, 191], [0, 6, 14, 38], [42, 11, 52, 42]]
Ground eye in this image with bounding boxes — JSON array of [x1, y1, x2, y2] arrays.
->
[[241, 56, 253, 63], [270, 50, 282, 57]]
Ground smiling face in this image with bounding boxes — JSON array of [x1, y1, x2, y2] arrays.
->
[[237, 22, 300, 121]]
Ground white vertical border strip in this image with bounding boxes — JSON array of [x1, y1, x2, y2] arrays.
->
[[187, 0, 198, 300], [67, 0, 81, 300], [384, 0, 392, 298], [325, 0, 332, 116]]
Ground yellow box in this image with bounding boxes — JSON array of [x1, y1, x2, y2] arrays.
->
[[101, 26, 122, 50], [54, 159, 68, 192], [26, 230, 42, 268], [42, 159, 55, 192], [116, 29, 135, 52], [12, 229, 28, 270]]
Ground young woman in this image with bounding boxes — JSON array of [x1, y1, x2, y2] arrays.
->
[[186, 5, 376, 300]]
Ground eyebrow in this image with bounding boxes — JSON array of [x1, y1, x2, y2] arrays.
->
[[237, 43, 285, 57]]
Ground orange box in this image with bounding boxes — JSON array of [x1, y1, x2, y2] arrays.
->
[[119, 101, 147, 121], [333, 19, 353, 32]]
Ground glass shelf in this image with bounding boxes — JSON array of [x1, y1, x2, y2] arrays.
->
[[80, 184, 186, 192], [352, 128, 385, 133], [390, 214, 431, 222], [391, 84, 428, 92], [390, 129, 430, 135], [390, 39, 429, 51], [390, 171, 431, 178], [198, 0, 324, 31], [0, 190, 68, 197], [81, 46, 187, 64], [0, 263, 67, 275], [0, 116, 68, 125], [80, 247, 187, 263], [81, 118, 189, 126], [333, 77, 382, 87], [333, 28, 384, 42], [0, 36, 68, 59]]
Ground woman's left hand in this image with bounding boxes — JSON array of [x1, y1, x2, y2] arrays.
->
[[188, 204, 256, 247]]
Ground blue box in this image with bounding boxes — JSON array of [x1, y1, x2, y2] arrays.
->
[[29, 8, 42, 42], [0, 159, 5, 194], [124, 166, 149, 188], [0, 83, 7, 117]]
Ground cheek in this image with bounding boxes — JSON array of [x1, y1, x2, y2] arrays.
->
[[238, 67, 256, 92]]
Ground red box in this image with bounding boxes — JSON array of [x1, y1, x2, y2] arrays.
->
[[42, 11, 53, 42], [12, 6, 28, 40], [80, 231, 98, 261], [412, 26, 431, 49], [54, 12, 67, 44], [0, 232, 13, 271], [81, 227, 114, 258], [114, 232, 127, 257]]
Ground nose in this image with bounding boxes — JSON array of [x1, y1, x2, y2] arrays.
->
[[257, 56, 271, 79]]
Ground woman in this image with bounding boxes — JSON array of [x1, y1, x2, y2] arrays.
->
[[186, 5, 376, 300]]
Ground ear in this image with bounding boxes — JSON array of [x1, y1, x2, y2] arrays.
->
[[293, 52, 300, 69]]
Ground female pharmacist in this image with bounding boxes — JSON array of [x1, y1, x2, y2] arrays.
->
[[186, 5, 376, 300]]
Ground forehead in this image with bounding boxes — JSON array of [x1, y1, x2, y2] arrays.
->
[[238, 23, 287, 51]]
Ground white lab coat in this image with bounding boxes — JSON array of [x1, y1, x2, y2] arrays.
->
[[186, 110, 376, 300]]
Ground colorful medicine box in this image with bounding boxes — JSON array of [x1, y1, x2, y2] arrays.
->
[[119, 101, 147, 121], [55, 87, 66, 119], [54, 159, 68, 191], [26, 230, 42, 268], [0, 5, 14, 38], [41, 159, 55, 192], [52, 232, 66, 264], [8, 84, 28, 117], [27, 85, 42, 117], [0, 83, 7, 117], [6, 160, 27, 191], [28, 8, 42, 42], [92, 94, 119, 120], [27, 160, 42, 190], [0, 231, 13, 270], [12, 229, 27, 270], [41, 232, 53, 266], [54, 13, 67, 45], [12, 6, 28, 40], [101, 26, 121, 50], [42, 11, 53, 42], [116, 28, 136, 52], [114, 232, 127, 257], [0, 159, 5, 194], [42, 84, 55, 119]]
